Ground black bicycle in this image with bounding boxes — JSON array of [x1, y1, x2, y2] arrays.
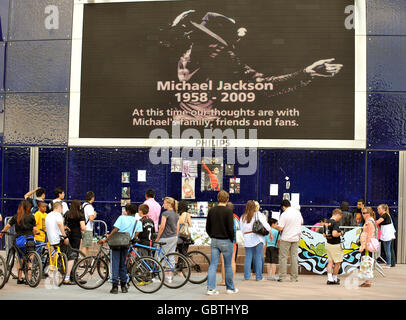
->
[[1, 232, 43, 288], [0, 255, 6, 289], [73, 240, 165, 294], [177, 239, 210, 284]]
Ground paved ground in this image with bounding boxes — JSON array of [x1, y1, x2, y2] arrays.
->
[[1, 261, 405, 300]]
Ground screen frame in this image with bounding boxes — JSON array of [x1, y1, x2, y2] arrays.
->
[[69, 0, 367, 149]]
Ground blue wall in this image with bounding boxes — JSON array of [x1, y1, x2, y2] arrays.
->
[[0, 1, 404, 237]]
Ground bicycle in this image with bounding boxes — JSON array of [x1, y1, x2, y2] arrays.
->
[[38, 230, 86, 283], [1, 232, 43, 288], [72, 240, 165, 294], [72, 242, 110, 289], [132, 239, 191, 289], [41, 238, 69, 287], [177, 239, 210, 284], [0, 255, 6, 289]]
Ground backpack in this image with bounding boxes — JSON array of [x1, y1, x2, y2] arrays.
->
[[81, 203, 90, 225], [140, 217, 155, 242], [30, 198, 38, 214]]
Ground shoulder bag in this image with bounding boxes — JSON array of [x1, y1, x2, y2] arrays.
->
[[179, 212, 191, 239], [252, 212, 269, 236], [234, 218, 244, 245], [107, 219, 138, 250], [366, 219, 379, 252]]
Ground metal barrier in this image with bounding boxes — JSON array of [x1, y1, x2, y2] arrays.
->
[[93, 220, 109, 239], [3, 217, 15, 252]]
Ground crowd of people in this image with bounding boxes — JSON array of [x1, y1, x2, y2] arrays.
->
[[0, 188, 398, 294]]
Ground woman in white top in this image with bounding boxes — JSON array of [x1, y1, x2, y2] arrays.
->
[[240, 200, 272, 281]]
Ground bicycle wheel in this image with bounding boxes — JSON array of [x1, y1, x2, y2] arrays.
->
[[73, 256, 108, 289], [69, 249, 86, 280], [126, 254, 136, 274], [0, 256, 6, 289], [131, 256, 164, 294], [44, 252, 67, 288], [57, 253, 68, 286], [4, 248, 17, 284], [24, 251, 43, 288], [186, 250, 210, 284], [160, 252, 190, 289]]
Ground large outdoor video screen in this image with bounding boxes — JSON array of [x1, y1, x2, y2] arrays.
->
[[71, 0, 363, 147]]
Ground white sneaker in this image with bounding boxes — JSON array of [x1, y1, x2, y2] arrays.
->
[[166, 277, 173, 284], [226, 288, 239, 294], [206, 289, 220, 295]]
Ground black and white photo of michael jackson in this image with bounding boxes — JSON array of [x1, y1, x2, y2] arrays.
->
[[160, 10, 344, 121]]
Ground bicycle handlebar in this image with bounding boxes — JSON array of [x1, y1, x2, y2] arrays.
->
[[131, 238, 166, 246]]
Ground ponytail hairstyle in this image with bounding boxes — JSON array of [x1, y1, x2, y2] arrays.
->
[[16, 200, 32, 225], [164, 197, 178, 212], [378, 203, 390, 217]]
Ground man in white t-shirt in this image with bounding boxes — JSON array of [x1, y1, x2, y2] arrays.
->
[[49, 187, 69, 216], [274, 199, 303, 282], [81, 191, 97, 257], [45, 202, 75, 285]]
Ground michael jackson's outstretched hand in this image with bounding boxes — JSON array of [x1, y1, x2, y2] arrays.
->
[[305, 58, 343, 78]]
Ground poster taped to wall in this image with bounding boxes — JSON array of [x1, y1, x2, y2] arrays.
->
[[171, 157, 182, 173], [182, 160, 198, 178], [181, 177, 195, 199], [201, 158, 223, 192], [121, 172, 130, 183], [188, 201, 216, 217], [229, 177, 240, 194]]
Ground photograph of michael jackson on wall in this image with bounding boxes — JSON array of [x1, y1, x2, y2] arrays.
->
[[79, 0, 354, 141]]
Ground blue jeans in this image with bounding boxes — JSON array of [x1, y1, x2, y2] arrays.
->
[[110, 248, 128, 285], [382, 240, 392, 266], [244, 242, 264, 280], [207, 238, 235, 291]]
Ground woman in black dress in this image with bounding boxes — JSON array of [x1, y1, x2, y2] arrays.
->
[[65, 200, 86, 254]]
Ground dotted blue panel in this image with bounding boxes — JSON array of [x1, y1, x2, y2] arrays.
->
[[0, 94, 4, 144], [8, 0, 73, 41], [366, 151, 399, 207], [367, 93, 406, 149], [367, 37, 406, 92], [3, 147, 30, 199], [367, 0, 406, 35], [0, 147, 2, 200], [258, 150, 366, 207], [92, 202, 122, 234], [38, 147, 67, 200], [166, 148, 258, 204], [4, 93, 69, 146], [2, 199, 20, 218], [260, 205, 337, 226], [0, 1, 9, 41], [6, 40, 71, 92], [67, 148, 167, 203], [0, 42, 4, 92]]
